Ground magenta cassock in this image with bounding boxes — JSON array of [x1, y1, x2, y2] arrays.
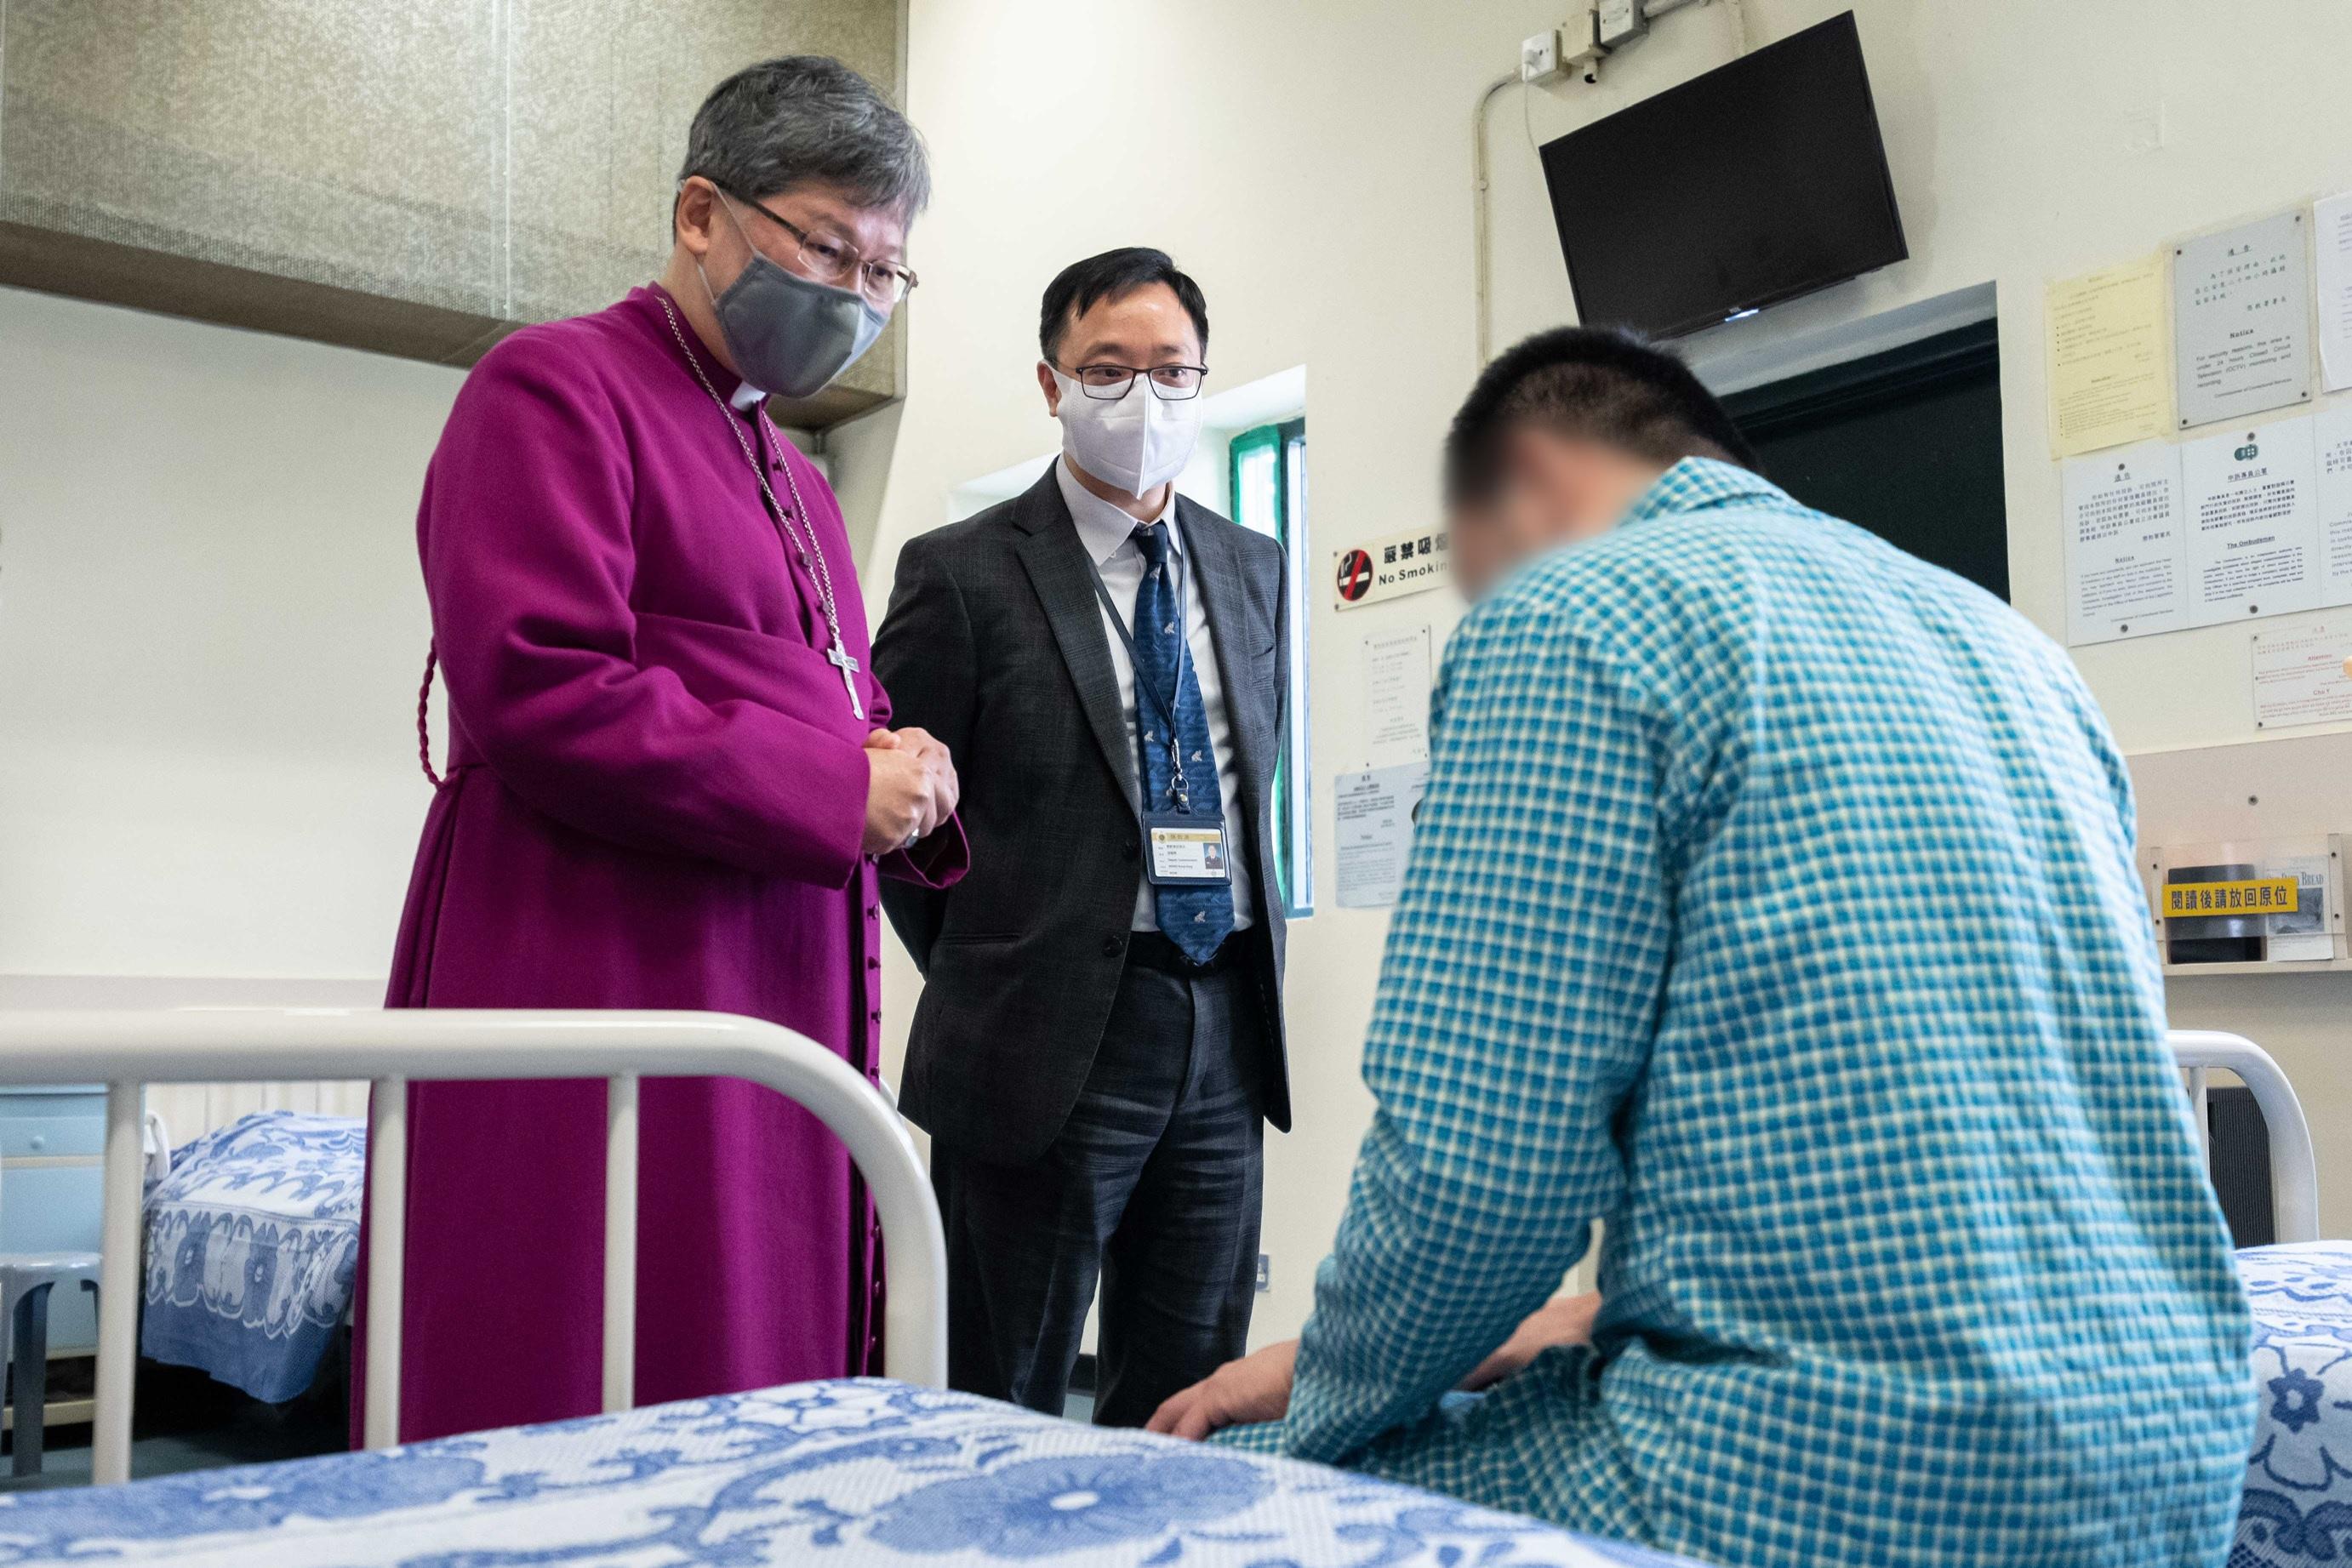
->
[[357, 285, 965, 1445]]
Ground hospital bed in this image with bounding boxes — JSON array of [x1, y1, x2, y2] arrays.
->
[[2174, 1031, 2352, 1568], [9, 1109, 370, 1476], [0, 1009, 1694, 1567], [140, 1109, 364, 1404]]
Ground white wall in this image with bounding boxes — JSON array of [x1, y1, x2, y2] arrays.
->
[[5, 0, 2349, 1349], [867, 0, 2352, 1344], [0, 282, 452, 981]]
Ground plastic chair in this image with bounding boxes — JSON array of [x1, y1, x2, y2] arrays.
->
[[2, 1255, 100, 1477]]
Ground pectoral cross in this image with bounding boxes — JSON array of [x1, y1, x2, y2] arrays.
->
[[827, 641, 866, 721]]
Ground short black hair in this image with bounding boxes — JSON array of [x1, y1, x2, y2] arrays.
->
[[1443, 327, 1758, 506], [1039, 248, 1209, 365], [679, 56, 930, 223]]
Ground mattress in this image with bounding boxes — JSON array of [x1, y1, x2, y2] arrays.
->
[[140, 1111, 365, 1403], [2235, 1241, 2352, 1567], [0, 1378, 1695, 1565]]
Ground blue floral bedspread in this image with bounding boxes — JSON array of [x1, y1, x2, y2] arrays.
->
[[2235, 1242, 2352, 1566], [140, 1111, 365, 1404], [0, 1379, 1696, 1566]]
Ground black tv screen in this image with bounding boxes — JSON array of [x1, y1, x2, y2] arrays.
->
[[1539, 12, 1907, 339]]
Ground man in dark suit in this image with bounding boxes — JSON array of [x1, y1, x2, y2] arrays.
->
[[873, 248, 1290, 1425]]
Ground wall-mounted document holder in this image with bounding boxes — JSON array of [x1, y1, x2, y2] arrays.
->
[[2144, 835, 2347, 974]]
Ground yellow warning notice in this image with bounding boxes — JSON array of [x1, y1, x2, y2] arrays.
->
[[2161, 879, 2300, 918]]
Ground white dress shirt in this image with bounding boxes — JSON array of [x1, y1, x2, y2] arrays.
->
[[1056, 457, 1254, 932]]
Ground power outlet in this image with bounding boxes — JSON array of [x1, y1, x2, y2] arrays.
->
[[1520, 28, 1562, 83], [1255, 1253, 1270, 1292]]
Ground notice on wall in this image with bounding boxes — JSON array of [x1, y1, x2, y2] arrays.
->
[[2315, 191, 2352, 394], [2252, 620, 2352, 732], [2046, 256, 2173, 457], [2319, 403, 2352, 605], [1334, 526, 1450, 610], [1334, 761, 1428, 909], [1362, 624, 1432, 767], [2173, 211, 2315, 429], [2062, 440, 2188, 645], [2266, 853, 2338, 962], [2181, 419, 2321, 625]]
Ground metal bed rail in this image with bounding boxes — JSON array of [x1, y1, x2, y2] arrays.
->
[[2170, 1028, 2320, 1246], [0, 1008, 946, 1487]]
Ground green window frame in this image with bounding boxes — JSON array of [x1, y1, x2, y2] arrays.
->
[[1229, 417, 1312, 918]]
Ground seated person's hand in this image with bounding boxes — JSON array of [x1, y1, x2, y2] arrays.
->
[[1457, 1291, 1601, 1393], [1146, 1339, 1298, 1441]]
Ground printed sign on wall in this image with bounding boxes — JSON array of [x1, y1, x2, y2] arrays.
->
[[1334, 761, 1429, 909], [1334, 527, 1451, 610], [2172, 210, 2314, 430], [2179, 419, 2321, 626], [2062, 439, 2188, 644]]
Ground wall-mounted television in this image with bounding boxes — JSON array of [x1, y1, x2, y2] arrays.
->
[[1538, 12, 1907, 339]]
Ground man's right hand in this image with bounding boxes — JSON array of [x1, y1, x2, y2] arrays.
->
[[863, 729, 949, 856]]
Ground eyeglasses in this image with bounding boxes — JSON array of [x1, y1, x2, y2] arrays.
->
[[729, 187, 920, 307], [1062, 362, 1211, 402]]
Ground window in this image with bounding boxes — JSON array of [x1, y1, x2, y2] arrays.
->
[[1229, 418, 1312, 917]]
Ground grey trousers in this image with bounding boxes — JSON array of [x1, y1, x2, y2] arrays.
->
[[930, 944, 1267, 1426]]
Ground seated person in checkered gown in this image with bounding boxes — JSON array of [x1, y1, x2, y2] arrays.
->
[[1149, 328, 2253, 1568]]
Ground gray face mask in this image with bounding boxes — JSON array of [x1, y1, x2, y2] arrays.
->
[[697, 194, 888, 401]]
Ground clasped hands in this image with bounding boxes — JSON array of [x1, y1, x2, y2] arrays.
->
[[1145, 1291, 1601, 1443], [862, 727, 958, 855]]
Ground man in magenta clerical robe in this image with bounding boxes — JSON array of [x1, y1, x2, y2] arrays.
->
[[362, 56, 963, 1443]]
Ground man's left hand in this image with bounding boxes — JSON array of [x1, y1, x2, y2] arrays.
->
[[1146, 1339, 1298, 1441], [1457, 1291, 1600, 1392]]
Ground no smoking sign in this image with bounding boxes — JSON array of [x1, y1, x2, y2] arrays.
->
[[1332, 525, 1451, 611]]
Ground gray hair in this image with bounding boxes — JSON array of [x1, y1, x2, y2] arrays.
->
[[677, 56, 930, 228]]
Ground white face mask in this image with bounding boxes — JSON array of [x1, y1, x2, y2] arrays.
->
[[1051, 368, 1204, 496]]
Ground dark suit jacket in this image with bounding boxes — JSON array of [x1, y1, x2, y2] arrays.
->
[[873, 463, 1292, 1163]]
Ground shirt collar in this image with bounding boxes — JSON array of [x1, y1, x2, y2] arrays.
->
[[1057, 456, 1179, 567], [1619, 456, 1788, 529], [630, 283, 751, 406]]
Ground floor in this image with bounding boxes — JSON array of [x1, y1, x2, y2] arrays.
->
[[4, 1421, 328, 1491], [1, 1360, 345, 1492]]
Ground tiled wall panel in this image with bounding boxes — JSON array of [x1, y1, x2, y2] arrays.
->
[[0, 0, 902, 420]]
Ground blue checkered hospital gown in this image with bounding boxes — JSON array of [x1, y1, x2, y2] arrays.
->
[[1250, 460, 2254, 1566]]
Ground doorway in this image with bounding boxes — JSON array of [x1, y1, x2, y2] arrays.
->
[[1720, 319, 2008, 602]]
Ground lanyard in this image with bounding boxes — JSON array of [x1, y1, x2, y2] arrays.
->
[[1082, 545, 1200, 813]]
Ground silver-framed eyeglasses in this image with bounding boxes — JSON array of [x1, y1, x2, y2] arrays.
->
[[731, 187, 920, 307], [1064, 362, 1210, 402]]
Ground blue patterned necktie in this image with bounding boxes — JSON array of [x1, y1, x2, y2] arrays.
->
[[1130, 522, 1235, 963]]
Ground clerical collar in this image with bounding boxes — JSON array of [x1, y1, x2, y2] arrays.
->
[[729, 382, 768, 413], [1058, 456, 1179, 570]]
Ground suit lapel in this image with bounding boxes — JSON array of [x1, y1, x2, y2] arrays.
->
[[1179, 499, 1272, 828], [1013, 466, 1143, 818]]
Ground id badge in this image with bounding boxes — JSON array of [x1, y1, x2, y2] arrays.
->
[[1145, 812, 1231, 887]]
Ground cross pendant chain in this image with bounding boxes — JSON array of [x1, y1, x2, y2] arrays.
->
[[657, 294, 865, 721], [767, 451, 866, 721], [827, 643, 865, 721]]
